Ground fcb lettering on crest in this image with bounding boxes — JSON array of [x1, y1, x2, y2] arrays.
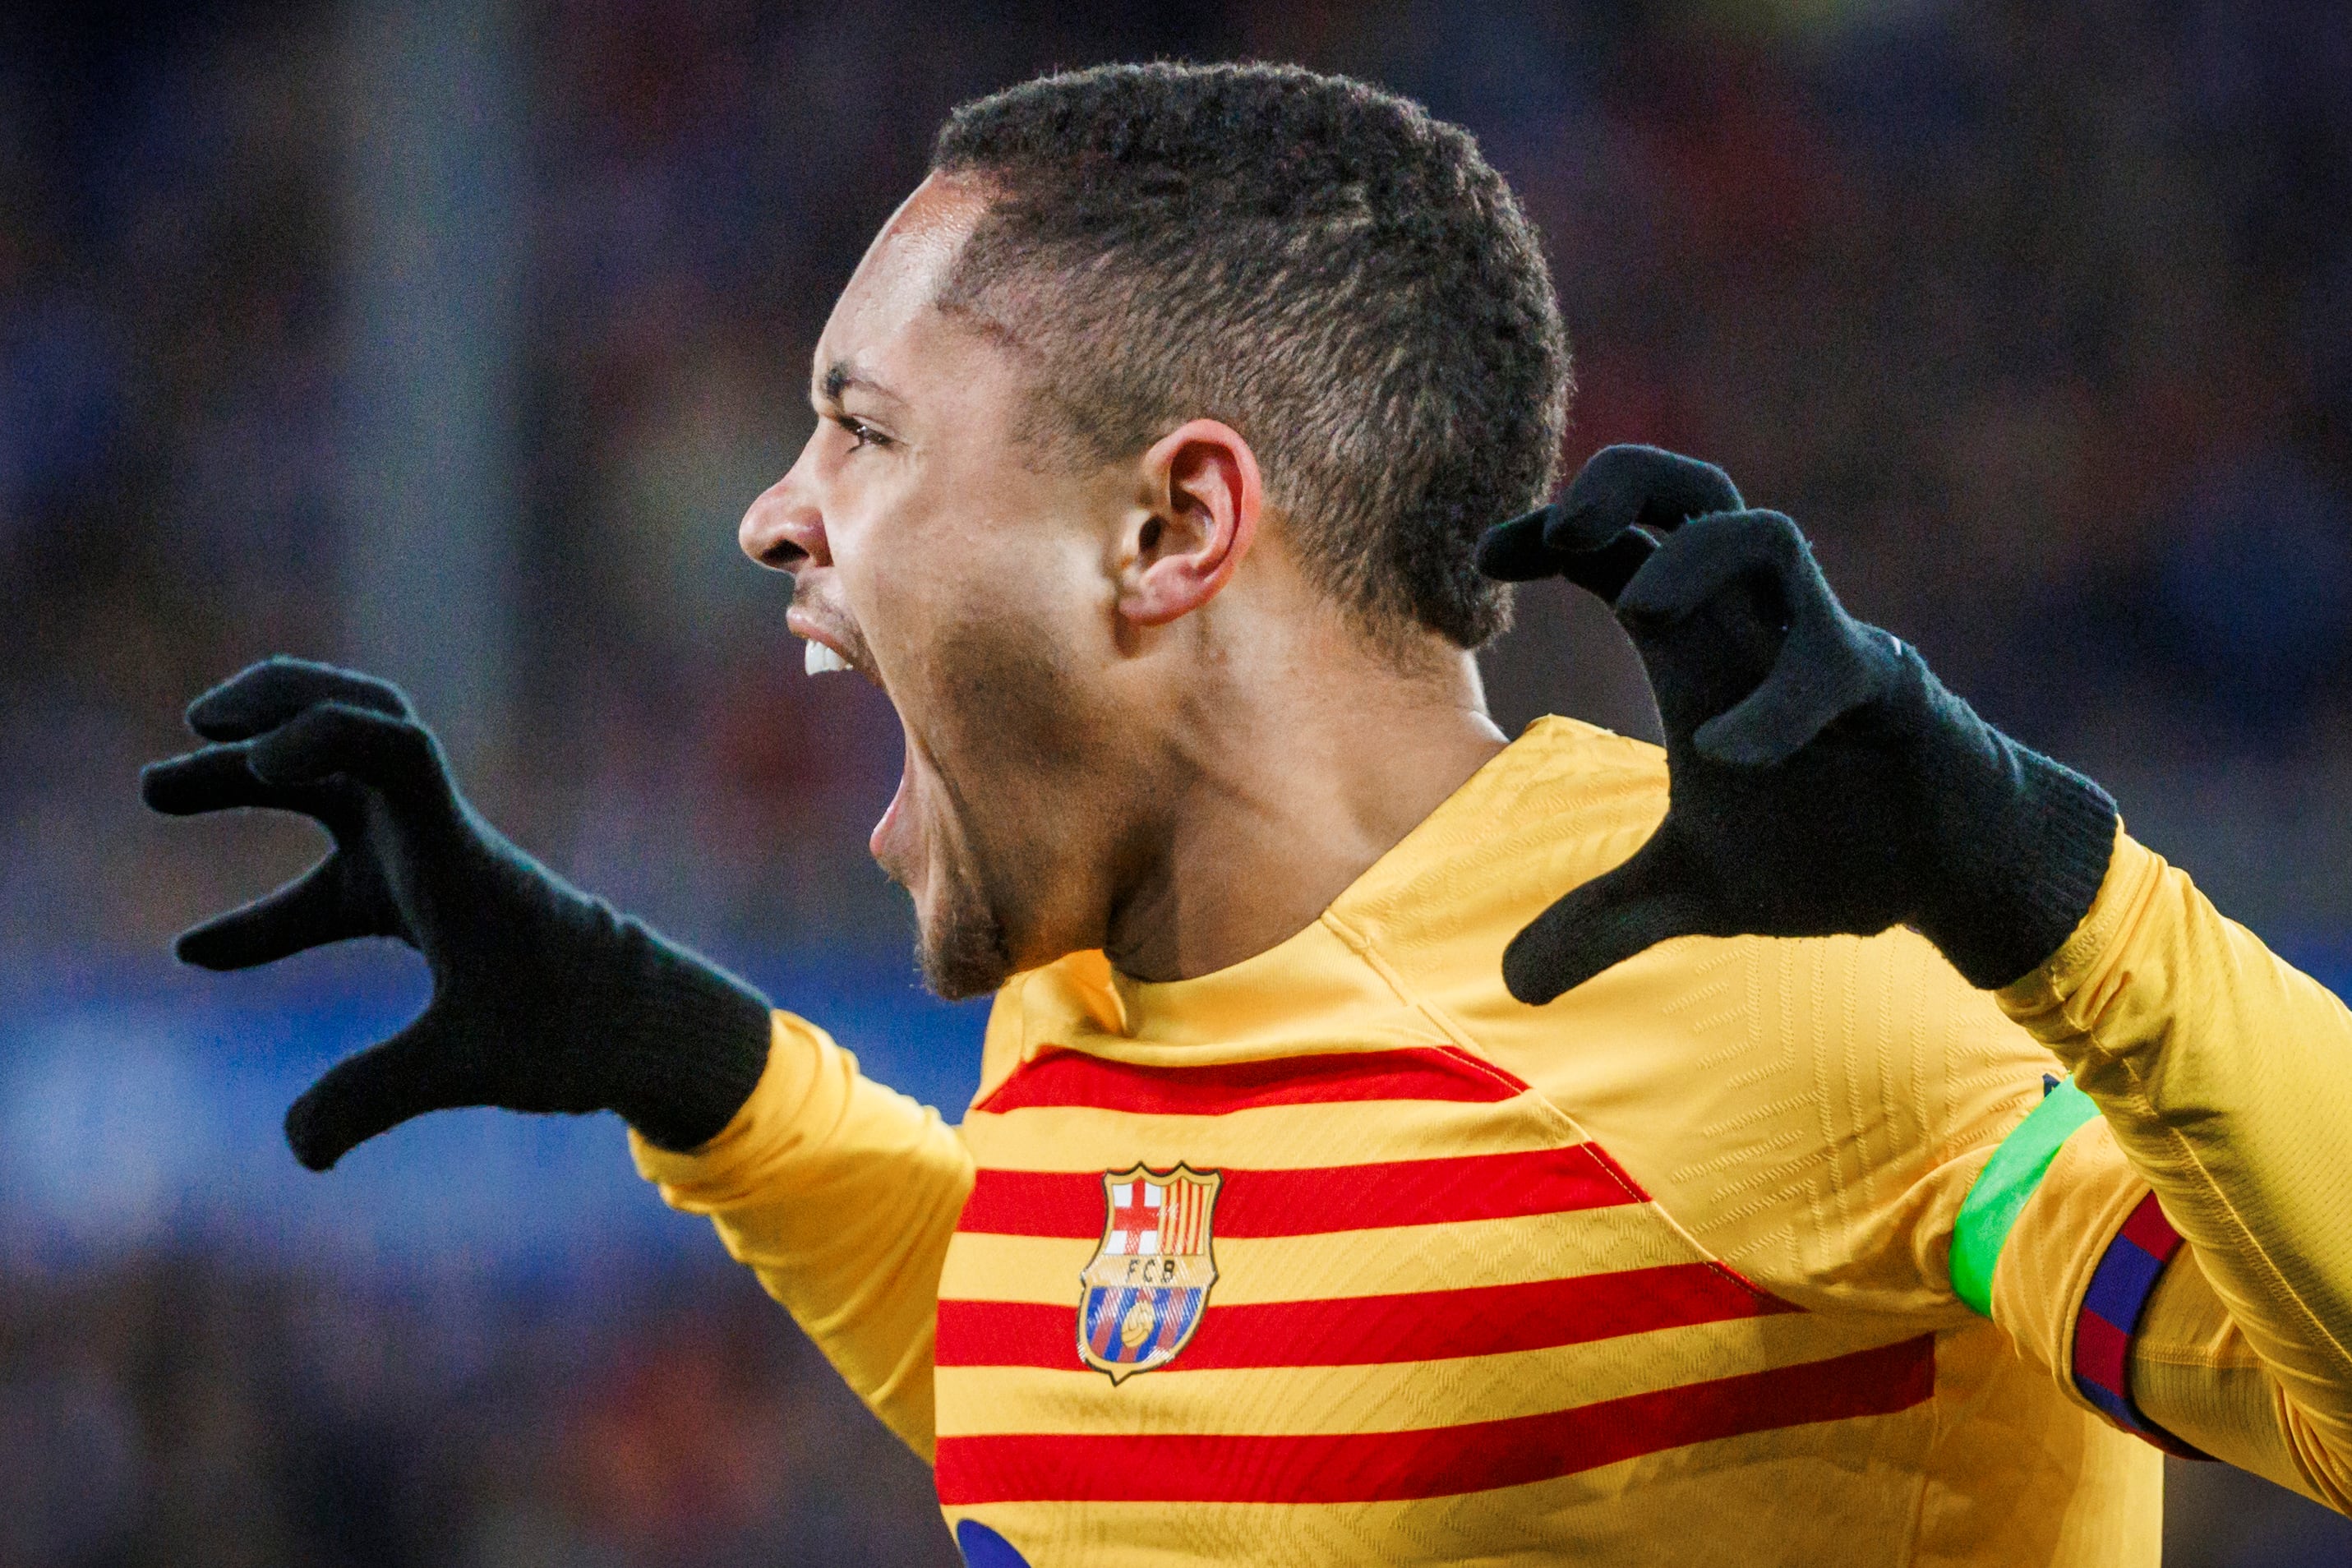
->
[[1077, 1164, 1221, 1382]]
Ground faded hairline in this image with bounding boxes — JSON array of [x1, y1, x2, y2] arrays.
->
[[935, 252, 1480, 680]]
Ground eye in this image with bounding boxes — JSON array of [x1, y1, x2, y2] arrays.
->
[[834, 413, 892, 451]]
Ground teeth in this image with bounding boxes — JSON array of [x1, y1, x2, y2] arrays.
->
[[805, 639, 853, 676]]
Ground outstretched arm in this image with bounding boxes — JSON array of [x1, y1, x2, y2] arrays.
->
[[141, 657, 772, 1164], [145, 657, 971, 1455]]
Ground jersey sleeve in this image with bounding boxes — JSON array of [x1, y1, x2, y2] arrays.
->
[[630, 1010, 976, 1460], [1964, 1089, 2187, 1441], [2131, 1242, 2352, 1510], [1989, 829, 2352, 1504]]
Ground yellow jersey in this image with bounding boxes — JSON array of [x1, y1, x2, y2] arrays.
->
[[638, 717, 2352, 1566]]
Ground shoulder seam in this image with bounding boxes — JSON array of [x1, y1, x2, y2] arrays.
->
[[1317, 907, 1491, 1059], [1320, 908, 1797, 1314]]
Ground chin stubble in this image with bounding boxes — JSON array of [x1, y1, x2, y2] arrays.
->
[[915, 869, 1017, 1001], [907, 611, 1091, 1001]]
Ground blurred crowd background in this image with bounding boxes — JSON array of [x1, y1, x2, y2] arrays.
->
[[3, 0, 2350, 1562]]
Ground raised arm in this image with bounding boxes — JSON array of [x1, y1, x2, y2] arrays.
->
[[1483, 445, 2352, 1506], [141, 657, 773, 1166], [145, 660, 980, 1453]]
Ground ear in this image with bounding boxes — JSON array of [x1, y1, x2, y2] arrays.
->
[[1117, 419, 1261, 628]]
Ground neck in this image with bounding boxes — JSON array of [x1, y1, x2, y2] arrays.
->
[[1101, 626, 1507, 983]]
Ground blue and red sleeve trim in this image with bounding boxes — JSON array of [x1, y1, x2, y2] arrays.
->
[[2072, 1191, 2210, 1459]]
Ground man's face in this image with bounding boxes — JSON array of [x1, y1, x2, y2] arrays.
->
[[740, 176, 1141, 997]]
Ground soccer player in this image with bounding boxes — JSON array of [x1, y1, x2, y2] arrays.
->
[[144, 64, 2352, 1567]]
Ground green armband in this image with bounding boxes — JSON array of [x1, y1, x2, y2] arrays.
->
[[1948, 1075, 2101, 1317]]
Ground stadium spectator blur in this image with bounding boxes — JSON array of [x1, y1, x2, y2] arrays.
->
[[2, 1, 2350, 1562]]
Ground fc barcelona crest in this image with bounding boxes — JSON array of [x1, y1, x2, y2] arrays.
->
[[1077, 1164, 1221, 1382]]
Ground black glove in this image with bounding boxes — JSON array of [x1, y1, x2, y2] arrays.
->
[[1477, 445, 2118, 1004], [141, 657, 772, 1169]]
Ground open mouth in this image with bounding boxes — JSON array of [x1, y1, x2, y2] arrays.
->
[[871, 731, 915, 865], [786, 611, 915, 872], [799, 630, 880, 688], [787, 602, 883, 690]]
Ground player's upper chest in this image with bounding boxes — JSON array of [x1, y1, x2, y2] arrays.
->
[[931, 1037, 1929, 1540], [940, 1040, 1744, 1389]]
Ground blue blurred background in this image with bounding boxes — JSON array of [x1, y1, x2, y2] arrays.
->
[[4, 0, 2351, 1562]]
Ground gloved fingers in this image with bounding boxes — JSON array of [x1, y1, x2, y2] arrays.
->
[[1693, 616, 1898, 768], [1608, 510, 1805, 738], [283, 1007, 479, 1172], [1473, 508, 1562, 582], [1614, 508, 1811, 631], [1473, 445, 1743, 600], [140, 740, 353, 822], [142, 743, 277, 815], [244, 701, 451, 809], [1661, 521, 1889, 769], [1621, 510, 1893, 768], [174, 855, 382, 971], [1553, 444, 1745, 552], [187, 657, 413, 743], [1556, 528, 1661, 606], [1501, 855, 1704, 1005], [1474, 506, 1662, 602]]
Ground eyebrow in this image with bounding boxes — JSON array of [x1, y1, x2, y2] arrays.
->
[[819, 361, 907, 408]]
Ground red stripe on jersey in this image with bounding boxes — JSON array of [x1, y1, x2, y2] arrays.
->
[[936, 1262, 1792, 1370], [934, 1333, 1935, 1505], [973, 1045, 1528, 1116], [955, 1145, 1642, 1239]]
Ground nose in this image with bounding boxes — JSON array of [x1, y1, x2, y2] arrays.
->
[[740, 454, 828, 575]]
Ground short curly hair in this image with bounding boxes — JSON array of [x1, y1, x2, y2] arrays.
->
[[932, 62, 1570, 650]]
